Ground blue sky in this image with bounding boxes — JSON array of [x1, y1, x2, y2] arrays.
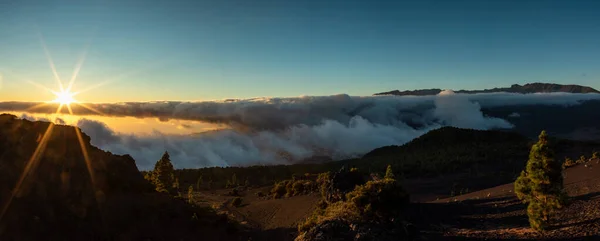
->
[[1, 0, 599, 102]]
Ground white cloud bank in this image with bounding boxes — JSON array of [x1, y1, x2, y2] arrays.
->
[[5, 91, 600, 170]]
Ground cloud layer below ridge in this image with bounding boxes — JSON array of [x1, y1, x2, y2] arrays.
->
[[6, 91, 600, 170]]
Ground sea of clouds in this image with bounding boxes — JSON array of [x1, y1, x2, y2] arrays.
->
[[5, 91, 600, 170]]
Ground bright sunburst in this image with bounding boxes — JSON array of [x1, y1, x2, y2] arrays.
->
[[52, 90, 77, 105]]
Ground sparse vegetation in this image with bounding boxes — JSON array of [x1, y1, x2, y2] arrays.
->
[[3, 115, 600, 241], [515, 130, 566, 231], [173, 127, 531, 191], [270, 179, 319, 199], [297, 166, 413, 240]]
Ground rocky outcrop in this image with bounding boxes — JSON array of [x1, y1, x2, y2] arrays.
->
[[0, 114, 240, 241]]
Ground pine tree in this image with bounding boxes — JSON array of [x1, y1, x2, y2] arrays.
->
[[384, 165, 395, 180], [515, 130, 566, 231], [152, 151, 176, 194]]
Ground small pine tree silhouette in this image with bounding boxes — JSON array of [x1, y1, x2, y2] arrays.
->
[[384, 165, 395, 180], [151, 151, 176, 194], [515, 130, 566, 231]]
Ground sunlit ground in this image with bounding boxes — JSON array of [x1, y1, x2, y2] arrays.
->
[[3, 111, 228, 135]]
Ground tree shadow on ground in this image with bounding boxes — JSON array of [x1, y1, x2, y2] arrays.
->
[[572, 191, 600, 201], [550, 217, 600, 230]]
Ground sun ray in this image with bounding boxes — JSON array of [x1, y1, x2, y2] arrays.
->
[[72, 79, 114, 97], [38, 31, 64, 92], [25, 102, 50, 112], [72, 59, 170, 97], [74, 102, 106, 116], [66, 103, 74, 116], [0, 121, 56, 222], [66, 43, 90, 93], [27, 80, 55, 94], [74, 127, 98, 197]]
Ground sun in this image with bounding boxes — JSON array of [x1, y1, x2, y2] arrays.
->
[[52, 90, 77, 105]]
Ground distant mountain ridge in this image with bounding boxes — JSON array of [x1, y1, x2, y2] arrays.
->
[[374, 83, 600, 96]]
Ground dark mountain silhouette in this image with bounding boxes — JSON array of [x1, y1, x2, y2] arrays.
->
[[0, 114, 241, 241], [374, 82, 600, 96]]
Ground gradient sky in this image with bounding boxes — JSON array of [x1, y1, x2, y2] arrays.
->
[[1, 0, 599, 103]]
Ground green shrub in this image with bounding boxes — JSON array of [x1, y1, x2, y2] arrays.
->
[[292, 180, 305, 196], [563, 158, 575, 168], [515, 131, 566, 231], [346, 178, 409, 221], [303, 180, 317, 193], [316, 172, 331, 198], [324, 167, 366, 203], [299, 166, 409, 234], [231, 197, 243, 207], [592, 152, 599, 160], [271, 181, 287, 199]]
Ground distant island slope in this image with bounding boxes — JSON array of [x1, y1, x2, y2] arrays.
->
[[374, 83, 600, 96]]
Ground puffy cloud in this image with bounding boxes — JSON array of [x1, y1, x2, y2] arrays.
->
[[3, 91, 600, 170], [433, 90, 513, 129], [76, 116, 432, 170], [0, 92, 598, 131]]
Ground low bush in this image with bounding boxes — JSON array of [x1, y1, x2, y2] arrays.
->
[[297, 167, 412, 240], [563, 158, 576, 168], [271, 181, 287, 199], [270, 179, 320, 199]]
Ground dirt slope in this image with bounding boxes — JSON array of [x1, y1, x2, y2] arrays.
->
[[192, 186, 320, 241], [415, 161, 600, 240]]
